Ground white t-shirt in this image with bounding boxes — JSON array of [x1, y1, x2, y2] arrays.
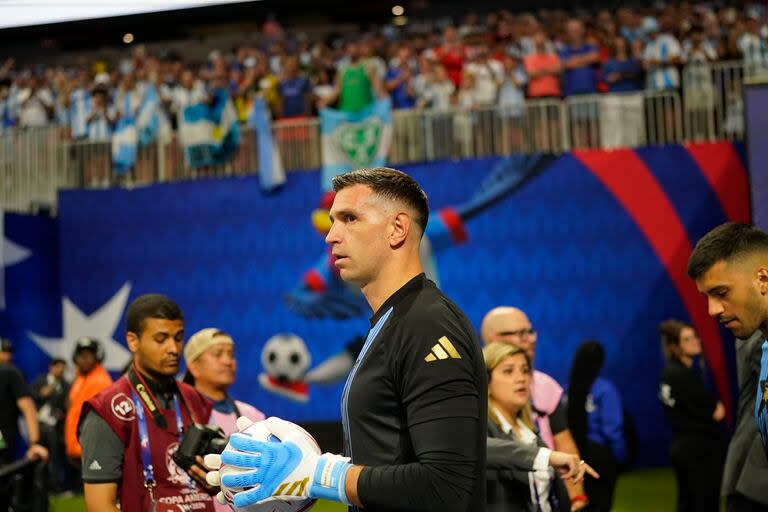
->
[[423, 80, 455, 110], [19, 88, 54, 127], [465, 60, 504, 105]]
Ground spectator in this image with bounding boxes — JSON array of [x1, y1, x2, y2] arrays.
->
[[86, 85, 115, 142], [170, 68, 206, 124], [559, 19, 600, 97], [321, 40, 383, 113], [658, 319, 725, 512], [31, 359, 72, 493], [602, 36, 643, 92], [311, 66, 335, 112], [432, 26, 466, 87], [385, 48, 417, 109], [63, 337, 113, 464], [737, 12, 768, 78], [498, 51, 527, 115], [69, 70, 92, 139], [643, 17, 682, 90], [19, 74, 54, 128], [464, 45, 504, 106], [682, 25, 717, 139], [567, 340, 625, 512], [524, 31, 562, 98], [277, 55, 312, 117], [417, 63, 454, 110], [113, 71, 142, 122]]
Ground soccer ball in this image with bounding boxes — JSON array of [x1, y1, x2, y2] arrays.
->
[[260, 333, 311, 383], [218, 419, 318, 512]]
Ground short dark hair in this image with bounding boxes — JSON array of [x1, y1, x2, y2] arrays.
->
[[50, 358, 66, 366], [126, 294, 184, 336], [332, 167, 429, 233], [687, 223, 768, 279]]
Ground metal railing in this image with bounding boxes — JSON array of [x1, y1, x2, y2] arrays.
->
[[1, 60, 758, 213]]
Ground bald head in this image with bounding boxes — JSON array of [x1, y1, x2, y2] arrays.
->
[[480, 306, 538, 360]]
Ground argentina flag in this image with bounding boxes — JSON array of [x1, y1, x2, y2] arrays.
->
[[247, 96, 285, 191], [111, 85, 170, 174], [111, 117, 138, 175], [320, 98, 392, 190], [178, 87, 240, 169]]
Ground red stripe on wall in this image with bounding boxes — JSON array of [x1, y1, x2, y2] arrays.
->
[[574, 149, 731, 417], [685, 142, 751, 223]]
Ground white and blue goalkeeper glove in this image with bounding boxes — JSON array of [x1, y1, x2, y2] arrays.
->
[[204, 416, 353, 509]]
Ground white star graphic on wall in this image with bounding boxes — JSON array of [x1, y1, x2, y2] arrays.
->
[[28, 282, 133, 371], [1, 213, 32, 310]]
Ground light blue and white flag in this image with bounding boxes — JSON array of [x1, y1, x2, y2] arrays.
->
[[111, 117, 138, 175], [178, 87, 240, 169], [320, 98, 392, 190], [136, 84, 170, 147], [69, 89, 91, 139], [247, 96, 285, 191]]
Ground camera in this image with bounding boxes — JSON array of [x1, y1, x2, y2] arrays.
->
[[173, 424, 227, 471]]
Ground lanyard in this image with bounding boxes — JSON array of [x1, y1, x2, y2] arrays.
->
[[131, 388, 184, 491]]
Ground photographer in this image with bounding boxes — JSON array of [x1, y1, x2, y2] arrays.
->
[[77, 294, 216, 512], [182, 328, 264, 435], [182, 328, 264, 511]]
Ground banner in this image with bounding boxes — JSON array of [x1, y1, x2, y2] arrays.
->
[[111, 85, 170, 174], [320, 98, 392, 190], [179, 87, 240, 169], [247, 97, 285, 191], [599, 93, 646, 149]]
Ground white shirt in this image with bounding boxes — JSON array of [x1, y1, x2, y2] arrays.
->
[[644, 34, 682, 90], [493, 407, 554, 512], [738, 32, 768, 73], [423, 80, 455, 110], [19, 87, 54, 127], [465, 60, 504, 105]]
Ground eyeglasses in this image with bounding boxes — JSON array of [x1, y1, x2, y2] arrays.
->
[[497, 328, 537, 339]]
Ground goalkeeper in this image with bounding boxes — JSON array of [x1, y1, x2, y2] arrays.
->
[[207, 167, 487, 511]]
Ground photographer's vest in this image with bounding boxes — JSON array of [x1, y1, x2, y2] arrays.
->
[[82, 371, 215, 512]]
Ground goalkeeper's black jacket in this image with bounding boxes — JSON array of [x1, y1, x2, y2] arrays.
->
[[342, 273, 487, 511]]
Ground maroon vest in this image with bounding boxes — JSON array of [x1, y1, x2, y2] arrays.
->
[[82, 376, 215, 512]]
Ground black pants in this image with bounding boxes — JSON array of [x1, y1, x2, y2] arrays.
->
[[670, 435, 725, 512], [728, 494, 768, 512], [581, 441, 619, 512]]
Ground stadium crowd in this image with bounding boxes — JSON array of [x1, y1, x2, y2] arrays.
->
[[0, 3, 767, 142]]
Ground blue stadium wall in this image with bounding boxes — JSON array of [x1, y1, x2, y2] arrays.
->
[[1, 141, 751, 467]]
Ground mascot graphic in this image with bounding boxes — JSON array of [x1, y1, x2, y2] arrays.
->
[[259, 154, 556, 401]]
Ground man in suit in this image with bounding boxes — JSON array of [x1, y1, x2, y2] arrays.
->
[[688, 223, 768, 511]]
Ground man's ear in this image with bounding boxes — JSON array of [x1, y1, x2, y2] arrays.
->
[[758, 266, 768, 296], [127, 332, 140, 354], [389, 211, 411, 247]]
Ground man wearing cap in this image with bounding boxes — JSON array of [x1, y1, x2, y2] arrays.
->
[[183, 328, 265, 512], [64, 337, 113, 463]]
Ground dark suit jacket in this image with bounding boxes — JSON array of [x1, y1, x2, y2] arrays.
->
[[487, 416, 569, 512], [722, 331, 768, 505]]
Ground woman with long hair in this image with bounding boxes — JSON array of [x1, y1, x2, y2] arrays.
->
[[485, 342, 598, 512], [658, 319, 726, 512], [567, 340, 625, 511]]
